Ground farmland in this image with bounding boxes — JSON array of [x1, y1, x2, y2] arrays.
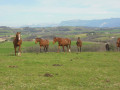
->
[[0, 40, 120, 89], [0, 26, 120, 89]]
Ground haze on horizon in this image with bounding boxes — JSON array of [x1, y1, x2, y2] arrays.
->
[[0, 0, 120, 26]]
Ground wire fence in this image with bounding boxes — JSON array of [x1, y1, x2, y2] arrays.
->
[[0, 41, 118, 56]]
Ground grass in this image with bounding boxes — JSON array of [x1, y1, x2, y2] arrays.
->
[[75, 34, 87, 38], [0, 41, 96, 54], [0, 41, 36, 54], [0, 52, 120, 90], [0, 41, 120, 90]]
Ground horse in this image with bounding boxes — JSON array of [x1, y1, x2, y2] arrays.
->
[[116, 38, 120, 51], [76, 37, 82, 52], [35, 38, 49, 52], [105, 43, 110, 51], [53, 37, 71, 52], [13, 32, 22, 56]]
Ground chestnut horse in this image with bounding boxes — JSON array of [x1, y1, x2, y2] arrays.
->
[[53, 37, 71, 52], [13, 32, 22, 56], [117, 38, 120, 51], [35, 38, 49, 52], [76, 37, 82, 52]]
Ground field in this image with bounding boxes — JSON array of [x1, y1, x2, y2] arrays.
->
[[0, 41, 120, 90], [0, 26, 120, 89]]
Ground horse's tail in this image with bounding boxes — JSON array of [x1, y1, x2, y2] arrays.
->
[[69, 40, 71, 52]]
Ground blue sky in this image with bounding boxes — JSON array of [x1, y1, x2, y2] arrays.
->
[[0, 0, 120, 26]]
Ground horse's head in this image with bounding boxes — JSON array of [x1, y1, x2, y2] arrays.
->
[[35, 38, 39, 44], [16, 32, 21, 41], [53, 37, 57, 44]]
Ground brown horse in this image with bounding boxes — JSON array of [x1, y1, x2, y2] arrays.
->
[[116, 38, 120, 51], [13, 32, 22, 56], [76, 37, 82, 52], [53, 37, 71, 52], [35, 38, 49, 52]]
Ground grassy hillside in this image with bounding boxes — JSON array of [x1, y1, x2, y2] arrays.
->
[[0, 52, 120, 90], [0, 41, 100, 54], [0, 41, 120, 90], [0, 26, 120, 89]]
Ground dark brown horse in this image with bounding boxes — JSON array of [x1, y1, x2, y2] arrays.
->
[[117, 38, 120, 51], [13, 32, 22, 56], [105, 43, 110, 51], [35, 38, 49, 52], [53, 37, 71, 52], [76, 37, 82, 52]]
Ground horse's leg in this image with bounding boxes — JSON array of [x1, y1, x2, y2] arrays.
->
[[40, 46, 41, 52], [66, 45, 68, 52], [80, 47, 81, 52], [45, 46, 47, 52], [117, 47, 119, 52], [19, 45, 21, 56], [62, 46, 65, 52], [14, 46, 16, 56], [47, 45, 49, 52], [44, 46, 46, 52], [58, 45, 60, 53], [108, 47, 110, 51], [69, 44, 71, 52], [77, 46, 79, 52], [43, 46, 46, 52]]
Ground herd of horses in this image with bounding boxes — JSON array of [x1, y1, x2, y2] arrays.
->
[[13, 32, 120, 56]]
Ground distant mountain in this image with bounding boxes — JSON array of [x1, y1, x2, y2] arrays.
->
[[20, 18, 120, 28], [59, 18, 120, 27], [22, 23, 58, 27]]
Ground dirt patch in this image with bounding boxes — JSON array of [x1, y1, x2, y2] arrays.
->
[[44, 73, 53, 77], [53, 64, 62, 66], [55, 73, 58, 75], [8, 65, 18, 68], [105, 79, 110, 83], [70, 59, 73, 61]]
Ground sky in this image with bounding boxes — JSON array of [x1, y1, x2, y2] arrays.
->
[[0, 0, 120, 26]]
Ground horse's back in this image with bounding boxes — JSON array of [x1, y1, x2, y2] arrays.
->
[[45, 39, 49, 45], [40, 39, 49, 46], [55, 37, 71, 46], [65, 38, 71, 44]]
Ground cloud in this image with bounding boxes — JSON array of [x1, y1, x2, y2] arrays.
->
[[0, 0, 120, 25]]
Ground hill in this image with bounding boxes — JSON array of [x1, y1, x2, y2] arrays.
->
[[60, 18, 120, 27]]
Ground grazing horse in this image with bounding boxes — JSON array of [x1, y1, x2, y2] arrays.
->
[[116, 38, 120, 51], [105, 43, 110, 51], [13, 32, 22, 56], [35, 38, 49, 52], [76, 37, 82, 52], [53, 37, 71, 52]]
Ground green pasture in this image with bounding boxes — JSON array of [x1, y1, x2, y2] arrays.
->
[[0, 41, 35, 54], [0, 41, 120, 89], [0, 41, 97, 54], [0, 52, 120, 90]]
